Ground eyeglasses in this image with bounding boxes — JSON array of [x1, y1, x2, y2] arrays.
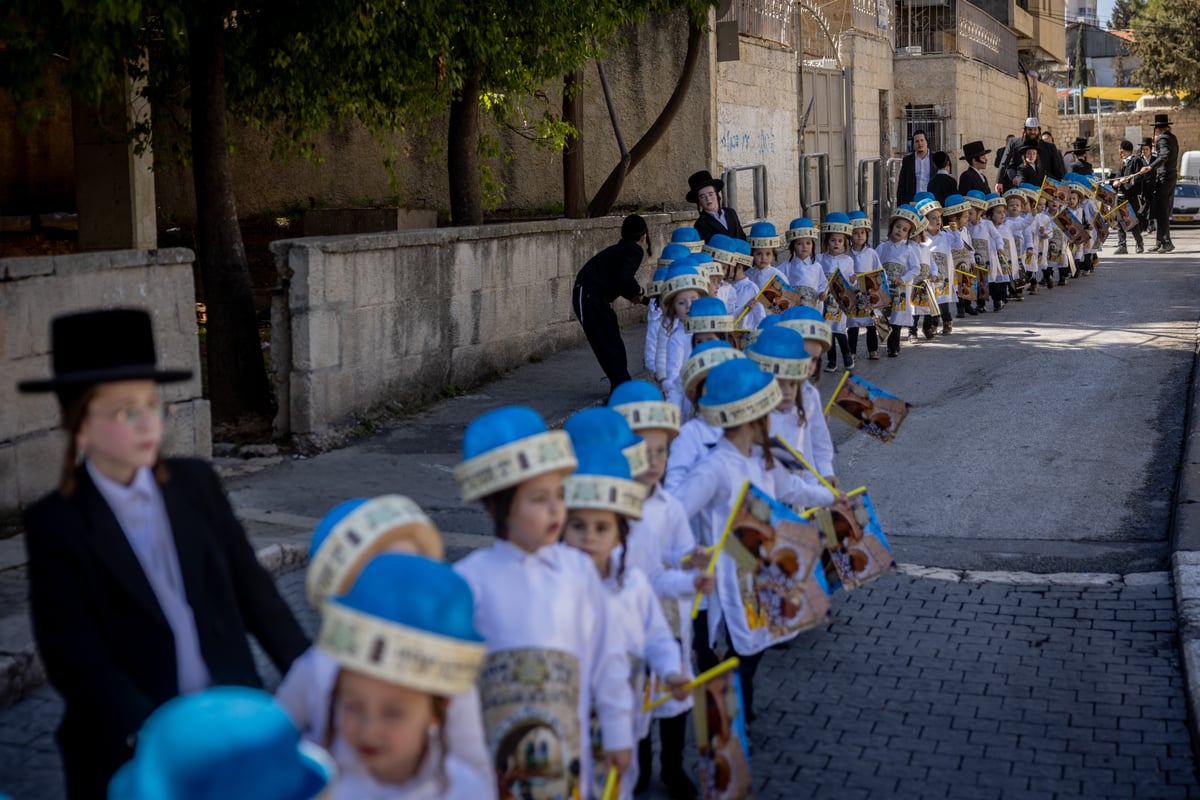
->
[[697, 191, 717, 201], [94, 402, 174, 426]]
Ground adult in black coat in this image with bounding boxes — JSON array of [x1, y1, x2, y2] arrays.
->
[[957, 141, 992, 195], [996, 118, 1065, 191], [573, 214, 649, 392], [1139, 113, 1181, 252], [896, 130, 934, 206], [927, 151, 959, 205], [687, 170, 747, 242]]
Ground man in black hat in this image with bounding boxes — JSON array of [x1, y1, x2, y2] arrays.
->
[[957, 141, 992, 195], [687, 170, 747, 242], [996, 117, 1066, 191], [573, 214, 650, 394], [1068, 137, 1095, 176], [1114, 139, 1145, 254], [1139, 113, 1180, 252]]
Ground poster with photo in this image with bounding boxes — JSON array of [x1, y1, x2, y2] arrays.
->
[[809, 492, 896, 591], [954, 269, 977, 302], [694, 671, 753, 800], [1107, 201, 1139, 233], [828, 373, 911, 444], [739, 275, 808, 323]]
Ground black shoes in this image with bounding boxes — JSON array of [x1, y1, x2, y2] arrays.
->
[[1114, 245, 1128, 254], [1161, 242, 1176, 253]]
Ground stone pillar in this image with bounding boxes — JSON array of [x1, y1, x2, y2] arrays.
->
[[72, 74, 156, 251]]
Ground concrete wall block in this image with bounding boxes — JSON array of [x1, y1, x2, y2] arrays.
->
[[1, 256, 55, 280], [292, 308, 341, 371], [448, 242, 483, 296], [286, 247, 324, 310], [323, 252, 355, 305], [289, 372, 317, 436], [353, 250, 396, 308], [343, 306, 388, 368], [14, 430, 62, 508]]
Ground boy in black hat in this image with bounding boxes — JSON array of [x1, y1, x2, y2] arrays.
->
[[1139, 137, 1158, 234], [1068, 137, 1095, 176], [957, 141, 992, 195], [1139, 113, 1180, 252], [1114, 140, 1145, 254], [687, 170, 748, 242], [19, 308, 309, 799]]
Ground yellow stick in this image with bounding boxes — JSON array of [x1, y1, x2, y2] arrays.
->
[[642, 657, 741, 713], [824, 369, 851, 418], [800, 486, 866, 518], [690, 481, 748, 620], [773, 434, 840, 498], [601, 767, 619, 800], [845, 485, 867, 499]]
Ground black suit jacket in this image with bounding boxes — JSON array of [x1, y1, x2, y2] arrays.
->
[[693, 207, 747, 243], [24, 458, 310, 799], [928, 173, 959, 205], [958, 168, 990, 196], [896, 152, 933, 205], [574, 241, 645, 303]]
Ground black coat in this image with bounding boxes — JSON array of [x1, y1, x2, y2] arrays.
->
[[693, 207, 747, 243], [1147, 130, 1180, 182], [928, 173, 959, 205], [896, 152, 934, 206], [997, 138, 1065, 189], [24, 459, 310, 799], [957, 167, 990, 196], [574, 241, 645, 303]]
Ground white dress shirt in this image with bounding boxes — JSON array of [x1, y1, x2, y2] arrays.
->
[[914, 153, 931, 194], [87, 461, 210, 694], [800, 382, 836, 477]]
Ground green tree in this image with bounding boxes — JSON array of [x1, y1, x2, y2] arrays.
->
[[1132, 0, 1200, 102], [1109, 0, 1147, 29]]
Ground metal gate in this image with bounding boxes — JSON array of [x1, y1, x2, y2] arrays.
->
[[799, 67, 847, 223]]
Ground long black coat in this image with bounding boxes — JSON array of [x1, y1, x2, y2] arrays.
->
[[957, 167, 990, 196], [24, 459, 310, 799], [693, 207, 747, 243], [896, 152, 934, 206], [928, 173, 959, 205]]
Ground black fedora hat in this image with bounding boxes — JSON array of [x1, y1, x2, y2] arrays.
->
[[959, 141, 991, 161], [1141, 137, 1154, 148], [1069, 137, 1090, 154], [1017, 142, 1040, 155], [686, 170, 725, 203], [18, 309, 192, 401], [1153, 112, 1172, 128]]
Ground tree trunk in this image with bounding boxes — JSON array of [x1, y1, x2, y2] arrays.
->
[[562, 70, 586, 219], [188, 16, 274, 431], [448, 78, 483, 226], [588, 20, 705, 218]]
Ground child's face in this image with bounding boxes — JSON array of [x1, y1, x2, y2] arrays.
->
[[672, 289, 700, 319], [637, 429, 669, 487], [851, 229, 869, 248], [888, 220, 911, 243], [825, 234, 847, 255], [725, 263, 744, 282], [967, 207, 981, 224], [925, 211, 942, 234], [792, 238, 814, 260], [1037, 198, 1047, 213], [563, 508, 622, 577], [1067, 193, 1081, 209], [1023, 150, 1038, 165], [752, 249, 774, 269], [988, 207, 1006, 225], [693, 331, 721, 346], [708, 274, 722, 295], [505, 472, 567, 552], [1006, 199, 1023, 217], [336, 669, 437, 785], [77, 380, 165, 483], [697, 187, 720, 213], [802, 340, 822, 377], [776, 379, 800, 411]]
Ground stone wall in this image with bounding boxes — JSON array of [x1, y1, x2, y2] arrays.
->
[[843, 31, 897, 195], [0, 249, 211, 511], [1067, 107, 1200, 173], [270, 212, 695, 440]]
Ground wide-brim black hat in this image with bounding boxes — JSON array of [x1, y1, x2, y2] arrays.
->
[[959, 141, 991, 161], [686, 170, 725, 203], [1017, 142, 1039, 155], [1154, 113, 1172, 127], [18, 309, 192, 399], [1069, 137, 1090, 154]]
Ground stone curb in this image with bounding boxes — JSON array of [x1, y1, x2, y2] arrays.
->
[[0, 542, 310, 711], [895, 563, 1170, 587]]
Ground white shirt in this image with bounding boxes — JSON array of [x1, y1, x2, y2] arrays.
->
[[87, 461, 210, 694], [664, 418, 723, 492], [746, 264, 787, 290], [914, 153, 931, 194], [848, 246, 883, 327], [732, 277, 762, 328], [820, 253, 855, 333], [330, 734, 494, 800], [769, 410, 835, 496], [779, 256, 828, 305], [643, 300, 662, 374], [800, 382, 836, 477], [874, 240, 921, 325], [663, 325, 693, 415]]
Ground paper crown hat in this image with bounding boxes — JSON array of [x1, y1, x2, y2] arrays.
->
[[778, 304, 833, 352], [1002, 188, 1026, 202], [848, 210, 872, 230], [107, 687, 334, 800], [682, 340, 746, 402], [941, 194, 970, 216], [691, 251, 723, 278], [730, 239, 754, 266], [564, 445, 647, 520], [914, 192, 941, 211], [890, 204, 922, 228], [670, 227, 705, 253], [984, 193, 1006, 210], [306, 495, 443, 607], [747, 222, 783, 250], [785, 217, 820, 242], [455, 406, 577, 502], [964, 190, 987, 209], [608, 379, 681, 437], [685, 296, 736, 334], [19, 309, 192, 406], [699, 358, 782, 428], [318, 554, 486, 696], [646, 266, 670, 298], [747, 326, 812, 381], [821, 212, 853, 235], [661, 262, 710, 304], [702, 234, 738, 266], [563, 407, 649, 478], [658, 243, 692, 268]]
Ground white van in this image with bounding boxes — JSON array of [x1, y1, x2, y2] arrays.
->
[[1182, 151, 1200, 182]]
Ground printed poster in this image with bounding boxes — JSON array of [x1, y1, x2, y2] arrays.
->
[[1096, 182, 1118, 211], [829, 269, 890, 319], [482, 648, 582, 800], [1053, 209, 1090, 247], [694, 671, 753, 800], [1040, 176, 1070, 206], [809, 492, 896, 591], [953, 269, 977, 302], [828, 373, 911, 444], [1092, 211, 1111, 245], [739, 275, 808, 323], [1107, 200, 1139, 233]]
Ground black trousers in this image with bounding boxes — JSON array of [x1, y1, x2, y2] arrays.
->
[[573, 284, 631, 391], [1116, 209, 1143, 248], [693, 611, 765, 718], [847, 326, 878, 356], [826, 332, 852, 368], [1154, 177, 1177, 246]]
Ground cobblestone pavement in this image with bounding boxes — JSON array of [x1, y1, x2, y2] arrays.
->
[[2, 566, 1196, 799]]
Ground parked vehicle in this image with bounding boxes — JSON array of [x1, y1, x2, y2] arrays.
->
[[1172, 181, 1200, 225], [1181, 151, 1200, 182]]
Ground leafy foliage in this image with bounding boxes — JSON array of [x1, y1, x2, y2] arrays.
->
[[1108, 0, 1147, 30], [1131, 0, 1200, 103]]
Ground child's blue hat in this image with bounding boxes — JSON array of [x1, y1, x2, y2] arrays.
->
[[778, 305, 833, 352], [670, 227, 705, 253], [890, 204, 921, 229], [747, 326, 812, 381], [456, 406, 577, 502], [646, 266, 670, 298], [564, 407, 649, 478], [609, 379, 681, 436], [319, 554, 486, 696], [848, 210, 872, 230], [915, 195, 942, 214], [690, 251, 723, 279], [913, 192, 936, 206], [942, 194, 970, 216], [658, 243, 692, 267], [702, 233, 738, 267], [984, 192, 1006, 210], [747, 222, 783, 250], [564, 445, 646, 520], [698, 359, 782, 428], [107, 687, 335, 800], [685, 296, 736, 334], [661, 263, 709, 303], [682, 340, 746, 402], [965, 190, 987, 208], [785, 217, 819, 242], [306, 496, 443, 607], [730, 238, 754, 266], [822, 212, 853, 235]]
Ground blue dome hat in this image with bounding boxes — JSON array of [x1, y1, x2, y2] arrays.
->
[[698, 359, 782, 428], [319, 554, 486, 696], [456, 406, 577, 503], [702, 234, 738, 267], [690, 251, 723, 279], [564, 407, 649, 478], [646, 266, 670, 298], [747, 222, 783, 250], [730, 238, 754, 267], [941, 193, 970, 216], [785, 217, 819, 242], [661, 263, 709, 304], [749, 313, 782, 343], [913, 191, 936, 206], [670, 227, 705, 253], [108, 687, 334, 800], [891, 204, 922, 229], [747, 325, 812, 381], [685, 296, 736, 335], [821, 212, 852, 236], [658, 243, 692, 267], [915, 195, 942, 215], [682, 340, 747, 402], [564, 445, 647, 520], [964, 190, 987, 209], [608, 380, 681, 437], [984, 192, 1006, 210], [306, 496, 443, 607], [848, 210, 872, 230], [778, 305, 833, 352]]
